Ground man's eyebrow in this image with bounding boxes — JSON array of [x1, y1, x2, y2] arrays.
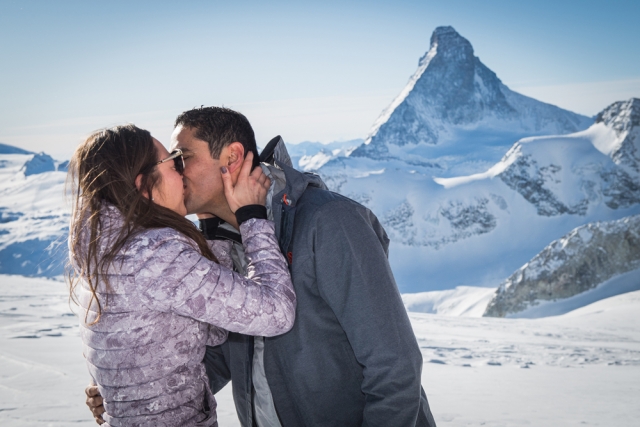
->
[[179, 147, 194, 154]]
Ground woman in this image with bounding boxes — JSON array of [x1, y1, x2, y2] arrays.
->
[[67, 124, 295, 426]]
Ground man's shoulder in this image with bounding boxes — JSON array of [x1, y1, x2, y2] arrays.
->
[[297, 186, 366, 213], [294, 186, 383, 236]]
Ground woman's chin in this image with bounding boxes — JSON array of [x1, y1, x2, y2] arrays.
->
[[163, 203, 188, 217]]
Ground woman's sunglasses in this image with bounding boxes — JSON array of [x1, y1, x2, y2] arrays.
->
[[157, 149, 185, 174]]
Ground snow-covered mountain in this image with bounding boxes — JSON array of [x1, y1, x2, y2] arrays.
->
[[0, 149, 69, 277], [281, 139, 363, 171], [1, 22, 637, 304], [0, 143, 32, 155], [317, 98, 640, 293], [350, 26, 593, 176], [484, 215, 640, 318], [592, 97, 640, 174], [3, 93, 639, 295]]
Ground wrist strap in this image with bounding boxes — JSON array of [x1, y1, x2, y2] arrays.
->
[[235, 205, 268, 225]]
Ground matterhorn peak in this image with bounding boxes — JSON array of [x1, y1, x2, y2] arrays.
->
[[428, 26, 474, 59], [351, 26, 591, 167], [431, 25, 463, 40]]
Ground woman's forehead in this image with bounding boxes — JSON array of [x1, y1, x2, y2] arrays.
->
[[152, 138, 169, 157]]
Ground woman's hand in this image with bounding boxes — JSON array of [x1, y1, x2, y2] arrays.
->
[[221, 152, 270, 213]]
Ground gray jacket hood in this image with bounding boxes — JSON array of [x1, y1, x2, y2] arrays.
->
[[260, 136, 327, 247], [262, 136, 327, 201]]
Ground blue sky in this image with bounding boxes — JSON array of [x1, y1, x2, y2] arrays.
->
[[1, 0, 638, 159]]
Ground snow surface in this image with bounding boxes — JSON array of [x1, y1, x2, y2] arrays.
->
[[402, 286, 497, 317], [586, 122, 620, 157], [2, 274, 639, 427]]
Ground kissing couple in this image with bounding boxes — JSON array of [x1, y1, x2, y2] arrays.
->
[[69, 106, 437, 427]]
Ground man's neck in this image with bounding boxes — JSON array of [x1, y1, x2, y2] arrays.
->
[[217, 211, 239, 230], [203, 204, 239, 230]]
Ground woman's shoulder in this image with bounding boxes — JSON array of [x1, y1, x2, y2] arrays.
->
[[127, 227, 193, 252], [122, 228, 203, 281]]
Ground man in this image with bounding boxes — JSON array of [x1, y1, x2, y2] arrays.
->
[[87, 107, 437, 426]]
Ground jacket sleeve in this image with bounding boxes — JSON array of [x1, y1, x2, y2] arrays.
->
[[207, 239, 234, 271], [134, 218, 296, 337], [313, 201, 424, 427]]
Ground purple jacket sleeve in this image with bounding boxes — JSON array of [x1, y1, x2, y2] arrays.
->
[[134, 218, 295, 337]]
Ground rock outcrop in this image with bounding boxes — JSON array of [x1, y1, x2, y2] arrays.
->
[[22, 152, 56, 176], [484, 215, 640, 317]]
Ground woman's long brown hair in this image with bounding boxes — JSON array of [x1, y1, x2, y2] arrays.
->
[[67, 124, 216, 324]]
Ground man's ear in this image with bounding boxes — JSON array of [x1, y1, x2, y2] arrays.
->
[[135, 174, 149, 199], [225, 142, 245, 175]]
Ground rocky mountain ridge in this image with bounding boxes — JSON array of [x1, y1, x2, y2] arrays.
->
[[484, 215, 640, 317], [595, 98, 640, 173]]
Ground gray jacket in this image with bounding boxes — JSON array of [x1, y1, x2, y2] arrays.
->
[[205, 139, 436, 427]]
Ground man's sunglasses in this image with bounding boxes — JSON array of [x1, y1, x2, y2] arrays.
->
[[157, 149, 185, 174]]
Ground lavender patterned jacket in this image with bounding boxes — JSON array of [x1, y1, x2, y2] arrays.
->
[[72, 205, 295, 427]]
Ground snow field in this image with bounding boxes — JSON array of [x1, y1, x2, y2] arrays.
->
[[1, 275, 639, 426], [0, 275, 88, 426], [412, 288, 640, 425], [424, 363, 640, 426]]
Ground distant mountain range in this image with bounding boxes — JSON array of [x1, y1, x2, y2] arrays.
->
[[1, 26, 638, 321], [285, 139, 363, 171], [309, 27, 639, 293], [0, 143, 32, 155], [312, 96, 639, 293]]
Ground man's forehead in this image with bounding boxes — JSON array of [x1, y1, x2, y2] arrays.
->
[[170, 126, 208, 151]]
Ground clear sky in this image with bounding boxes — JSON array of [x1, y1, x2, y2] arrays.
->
[[1, 0, 639, 160]]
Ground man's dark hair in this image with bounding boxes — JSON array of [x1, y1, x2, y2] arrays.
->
[[174, 106, 260, 168]]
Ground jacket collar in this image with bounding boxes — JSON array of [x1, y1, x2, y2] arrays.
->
[[261, 137, 327, 253]]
